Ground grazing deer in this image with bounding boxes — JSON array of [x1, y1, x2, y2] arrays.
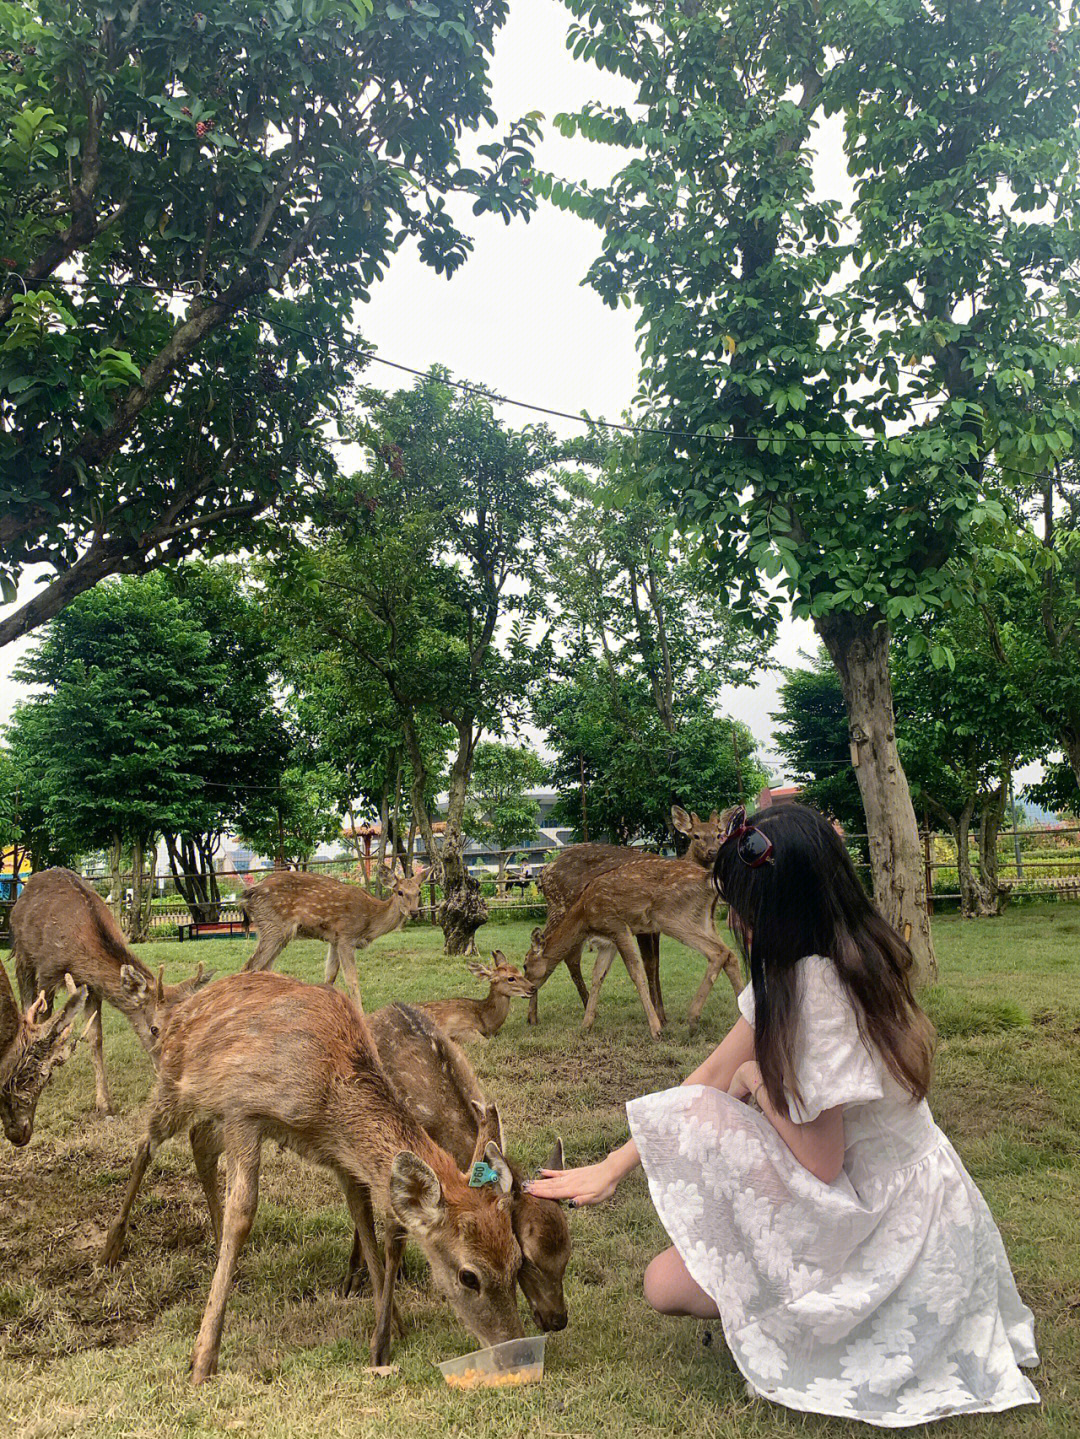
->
[[100, 971, 523, 1381], [346, 1000, 571, 1331], [240, 865, 428, 1012], [11, 868, 213, 1114], [530, 806, 730, 1027], [417, 953, 535, 1042], [1, 962, 89, 1146], [525, 855, 742, 1039]]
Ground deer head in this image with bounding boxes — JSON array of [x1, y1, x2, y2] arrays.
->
[[119, 962, 214, 1054], [671, 805, 729, 867], [467, 953, 534, 997], [378, 864, 428, 919], [522, 926, 549, 989], [389, 1140, 523, 1349], [514, 1136, 571, 1331], [1, 977, 90, 1146]]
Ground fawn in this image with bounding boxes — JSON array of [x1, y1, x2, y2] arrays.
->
[[417, 953, 534, 1042], [241, 864, 428, 1011], [1, 962, 89, 1146], [100, 971, 523, 1381], [349, 999, 571, 1330], [525, 855, 743, 1038], [530, 806, 730, 1027], [11, 868, 212, 1113]]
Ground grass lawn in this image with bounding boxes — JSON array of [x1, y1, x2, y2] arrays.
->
[[1, 906, 1078, 1438]]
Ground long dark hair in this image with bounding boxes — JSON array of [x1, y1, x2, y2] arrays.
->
[[714, 803, 934, 1116]]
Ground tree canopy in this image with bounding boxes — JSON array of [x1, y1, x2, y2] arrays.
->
[[0, 0, 539, 645]]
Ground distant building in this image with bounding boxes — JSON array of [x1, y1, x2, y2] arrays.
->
[[757, 784, 803, 809]]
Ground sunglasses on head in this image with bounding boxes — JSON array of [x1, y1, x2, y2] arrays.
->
[[722, 806, 775, 868]]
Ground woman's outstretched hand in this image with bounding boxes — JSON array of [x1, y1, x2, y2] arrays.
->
[[526, 1157, 619, 1207]]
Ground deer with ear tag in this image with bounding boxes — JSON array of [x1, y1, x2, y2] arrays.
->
[[101, 972, 523, 1382], [347, 1000, 572, 1330], [11, 868, 212, 1114]]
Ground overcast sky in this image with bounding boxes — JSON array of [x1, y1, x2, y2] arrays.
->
[[3, 2, 1041, 789]]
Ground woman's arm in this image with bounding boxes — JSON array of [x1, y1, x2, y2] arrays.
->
[[526, 1017, 756, 1205], [729, 1060, 846, 1184]]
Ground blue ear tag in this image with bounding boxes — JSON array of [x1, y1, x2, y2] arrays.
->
[[469, 1161, 500, 1188]]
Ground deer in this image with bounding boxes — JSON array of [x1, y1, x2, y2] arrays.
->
[[530, 806, 731, 1028], [1, 961, 90, 1146], [416, 953, 535, 1042], [100, 970, 524, 1382], [524, 854, 743, 1040], [240, 864, 428, 1013], [345, 999, 571, 1331], [11, 868, 213, 1115]]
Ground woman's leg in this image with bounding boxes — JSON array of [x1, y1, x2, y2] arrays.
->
[[643, 1247, 720, 1319]]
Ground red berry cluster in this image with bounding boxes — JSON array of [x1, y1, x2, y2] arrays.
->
[[195, 119, 216, 138]]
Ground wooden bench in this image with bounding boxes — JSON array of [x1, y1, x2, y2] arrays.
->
[[178, 919, 249, 942]]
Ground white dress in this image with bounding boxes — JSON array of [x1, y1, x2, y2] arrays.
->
[[627, 954, 1040, 1428]]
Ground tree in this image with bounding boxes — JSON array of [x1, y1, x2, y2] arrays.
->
[[772, 651, 867, 839], [536, 662, 765, 846], [263, 371, 557, 952], [541, 0, 1080, 979], [6, 574, 231, 936], [0, 0, 539, 644], [463, 741, 547, 889], [235, 761, 345, 872], [892, 606, 1044, 917], [158, 563, 291, 919]]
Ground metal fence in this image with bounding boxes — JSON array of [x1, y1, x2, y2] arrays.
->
[[4, 827, 1079, 943]]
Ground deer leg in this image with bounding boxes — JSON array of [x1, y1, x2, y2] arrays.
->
[[190, 1120, 224, 1247], [581, 941, 617, 1032], [87, 995, 113, 1116], [565, 949, 591, 1010], [101, 1108, 174, 1266], [324, 942, 340, 985], [336, 945, 364, 1015], [611, 926, 664, 1039], [190, 1138, 261, 1385], [370, 1223, 407, 1366], [640, 932, 666, 1027], [668, 925, 743, 1031], [340, 1179, 380, 1300], [242, 925, 287, 975]]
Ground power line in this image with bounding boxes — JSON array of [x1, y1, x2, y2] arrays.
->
[[16, 273, 1065, 481]]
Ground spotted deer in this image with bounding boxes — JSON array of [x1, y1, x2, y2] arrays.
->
[[240, 865, 428, 1012], [417, 953, 534, 1042], [1, 961, 89, 1146], [11, 868, 213, 1114], [530, 806, 732, 1028], [347, 1000, 571, 1331], [525, 854, 743, 1039], [100, 971, 523, 1381]]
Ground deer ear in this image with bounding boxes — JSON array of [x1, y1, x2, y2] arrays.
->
[[468, 1102, 504, 1166], [545, 1137, 565, 1172], [483, 1141, 515, 1198], [465, 959, 490, 983], [490, 949, 507, 967], [390, 1151, 445, 1232], [530, 926, 545, 946], [377, 864, 394, 887], [709, 809, 720, 824], [671, 805, 691, 834], [120, 965, 150, 1001], [155, 966, 166, 1005]]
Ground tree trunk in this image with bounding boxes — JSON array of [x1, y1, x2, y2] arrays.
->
[[128, 834, 155, 943], [976, 780, 1009, 917], [107, 832, 124, 927], [1065, 731, 1080, 793], [435, 725, 488, 955], [817, 610, 938, 982], [954, 801, 981, 918], [166, 833, 222, 923]]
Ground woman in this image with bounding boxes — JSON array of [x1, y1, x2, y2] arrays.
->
[[529, 804, 1039, 1426]]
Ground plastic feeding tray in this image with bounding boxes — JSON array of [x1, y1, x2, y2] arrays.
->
[[436, 1335, 547, 1390]]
